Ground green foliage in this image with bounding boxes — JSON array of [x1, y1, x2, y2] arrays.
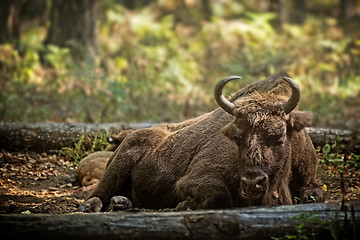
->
[[43, 44, 72, 72], [272, 212, 328, 240], [319, 139, 360, 167], [273, 209, 358, 240], [90, 131, 109, 153], [60, 131, 109, 164], [320, 142, 343, 164], [60, 135, 87, 163], [0, 1, 359, 126]]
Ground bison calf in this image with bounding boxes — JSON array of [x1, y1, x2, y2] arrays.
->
[[105, 130, 134, 152], [79, 73, 325, 212], [76, 151, 113, 187]]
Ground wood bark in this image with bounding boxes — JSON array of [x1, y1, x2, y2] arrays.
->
[[0, 122, 359, 153], [0, 202, 359, 240]]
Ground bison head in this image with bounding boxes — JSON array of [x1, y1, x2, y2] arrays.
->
[[215, 76, 312, 205], [105, 130, 133, 151]]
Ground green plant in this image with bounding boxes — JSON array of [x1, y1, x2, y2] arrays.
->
[[293, 195, 317, 205], [60, 135, 87, 163], [43, 44, 72, 72], [319, 140, 360, 170], [90, 131, 109, 152], [321, 143, 343, 165], [60, 131, 109, 164]]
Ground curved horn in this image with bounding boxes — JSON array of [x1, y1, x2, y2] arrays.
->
[[280, 77, 301, 114], [214, 76, 242, 116]]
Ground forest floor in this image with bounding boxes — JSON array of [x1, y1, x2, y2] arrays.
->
[[0, 150, 359, 214]]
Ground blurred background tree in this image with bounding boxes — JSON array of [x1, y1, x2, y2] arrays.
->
[[0, 0, 359, 130], [0, 0, 21, 45], [45, 0, 99, 60]]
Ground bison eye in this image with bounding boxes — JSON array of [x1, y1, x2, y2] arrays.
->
[[265, 133, 285, 146]]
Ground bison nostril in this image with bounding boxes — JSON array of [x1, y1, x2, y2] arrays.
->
[[255, 176, 267, 186], [241, 172, 268, 196]]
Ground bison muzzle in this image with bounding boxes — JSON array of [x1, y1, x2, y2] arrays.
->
[[79, 73, 325, 212]]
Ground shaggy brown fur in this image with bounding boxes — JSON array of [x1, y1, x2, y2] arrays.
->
[[79, 73, 325, 212], [76, 130, 133, 187], [76, 151, 113, 187]]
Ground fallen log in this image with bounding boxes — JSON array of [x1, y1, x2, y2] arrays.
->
[[306, 127, 360, 153], [0, 122, 154, 152], [0, 122, 359, 153], [0, 202, 359, 240]]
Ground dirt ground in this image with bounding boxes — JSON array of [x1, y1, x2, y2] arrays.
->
[[0, 150, 359, 214]]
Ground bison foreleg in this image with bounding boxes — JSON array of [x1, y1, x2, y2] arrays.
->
[[78, 197, 103, 212], [107, 196, 132, 211], [290, 133, 325, 203], [175, 177, 233, 210], [298, 184, 325, 203]]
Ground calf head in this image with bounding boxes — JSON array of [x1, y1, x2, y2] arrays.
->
[[105, 130, 133, 151], [215, 76, 312, 205]]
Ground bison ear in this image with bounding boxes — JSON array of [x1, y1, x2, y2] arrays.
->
[[288, 111, 313, 131], [107, 135, 120, 145], [222, 122, 243, 142]]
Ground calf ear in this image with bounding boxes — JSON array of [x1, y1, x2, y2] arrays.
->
[[288, 111, 313, 131], [107, 135, 120, 145]]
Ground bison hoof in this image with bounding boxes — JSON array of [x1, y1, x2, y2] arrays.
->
[[108, 196, 132, 211], [298, 186, 325, 203], [78, 197, 103, 212], [176, 200, 191, 211]]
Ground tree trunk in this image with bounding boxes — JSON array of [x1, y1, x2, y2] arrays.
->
[[117, 0, 153, 9], [340, 0, 355, 30], [293, 0, 306, 23], [0, 0, 21, 44], [278, 0, 289, 24], [0, 122, 359, 153], [201, 0, 212, 21], [44, 0, 99, 60], [0, 202, 358, 240]]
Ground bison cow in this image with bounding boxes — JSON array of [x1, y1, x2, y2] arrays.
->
[[79, 73, 325, 212]]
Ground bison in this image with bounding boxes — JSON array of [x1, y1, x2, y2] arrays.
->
[[79, 73, 325, 212], [76, 130, 133, 188], [76, 151, 113, 187], [105, 130, 134, 152]]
